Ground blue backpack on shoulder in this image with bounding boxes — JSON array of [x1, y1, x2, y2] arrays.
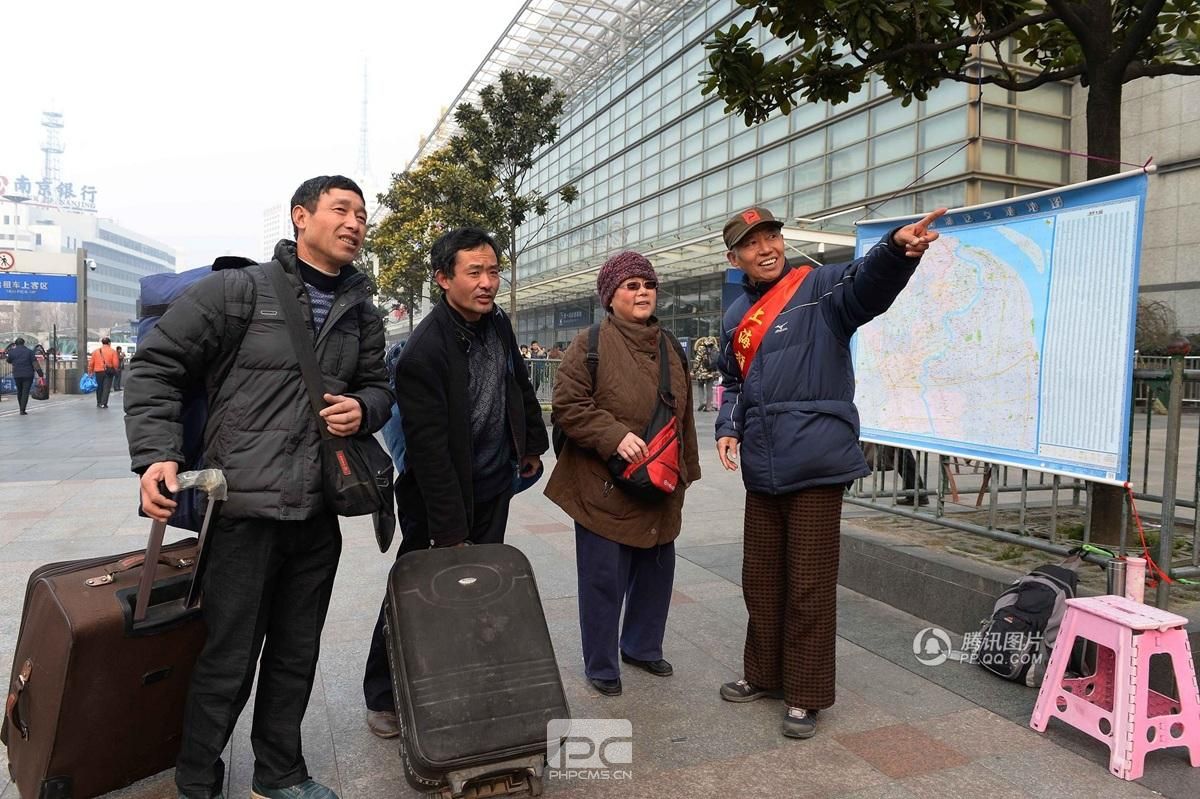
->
[[136, 258, 255, 531]]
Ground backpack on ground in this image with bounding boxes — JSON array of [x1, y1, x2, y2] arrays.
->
[[135, 258, 255, 531], [977, 562, 1079, 686]]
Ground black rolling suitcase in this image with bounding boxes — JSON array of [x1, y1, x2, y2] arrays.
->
[[384, 543, 569, 798]]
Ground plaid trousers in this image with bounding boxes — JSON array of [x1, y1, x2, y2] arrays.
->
[[741, 485, 843, 710]]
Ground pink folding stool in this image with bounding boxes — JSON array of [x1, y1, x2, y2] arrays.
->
[[1029, 594, 1200, 780]]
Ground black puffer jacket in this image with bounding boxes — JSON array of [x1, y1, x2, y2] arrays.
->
[[125, 240, 393, 520], [5, 344, 42, 379]]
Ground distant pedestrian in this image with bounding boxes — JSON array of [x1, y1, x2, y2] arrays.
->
[[691, 335, 720, 411], [87, 337, 119, 408], [5, 338, 44, 415], [113, 346, 126, 391]]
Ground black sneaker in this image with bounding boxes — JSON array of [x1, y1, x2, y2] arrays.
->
[[896, 494, 929, 506], [719, 679, 783, 702], [782, 707, 817, 739]]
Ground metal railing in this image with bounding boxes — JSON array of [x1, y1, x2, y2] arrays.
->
[[847, 354, 1200, 609]]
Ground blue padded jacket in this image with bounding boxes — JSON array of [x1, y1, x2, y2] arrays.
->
[[714, 232, 918, 494]]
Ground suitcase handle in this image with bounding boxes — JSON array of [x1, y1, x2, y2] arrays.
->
[[133, 469, 226, 625], [85, 553, 195, 587], [5, 659, 32, 741]]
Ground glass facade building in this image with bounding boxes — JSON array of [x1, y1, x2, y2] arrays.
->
[[405, 0, 1073, 349]]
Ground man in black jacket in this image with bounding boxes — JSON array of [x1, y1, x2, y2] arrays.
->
[[125, 176, 392, 799], [4, 338, 43, 415], [361, 226, 548, 738]]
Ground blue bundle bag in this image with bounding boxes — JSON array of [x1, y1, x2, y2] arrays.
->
[[79, 373, 97, 393], [136, 259, 255, 530]]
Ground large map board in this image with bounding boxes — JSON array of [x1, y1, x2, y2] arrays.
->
[[852, 170, 1148, 484]]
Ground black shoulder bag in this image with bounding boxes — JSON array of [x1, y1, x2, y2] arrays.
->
[[266, 264, 395, 535]]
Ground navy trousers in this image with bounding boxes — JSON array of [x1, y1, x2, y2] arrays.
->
[[575, 523, 675, 681]]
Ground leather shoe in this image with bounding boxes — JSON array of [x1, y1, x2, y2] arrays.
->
[[620, 652, 673, 676], [365, 709, 400, 739], [588, 677, 622, 696]]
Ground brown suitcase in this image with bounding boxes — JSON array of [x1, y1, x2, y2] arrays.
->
[[2, 470, 225, 799]]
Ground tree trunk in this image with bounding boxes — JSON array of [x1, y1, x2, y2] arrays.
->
[[508, 226, 519, 331], [1083, 68, 1126, 544]]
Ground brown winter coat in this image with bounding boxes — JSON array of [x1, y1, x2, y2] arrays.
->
[[545, 315, 701, 548]]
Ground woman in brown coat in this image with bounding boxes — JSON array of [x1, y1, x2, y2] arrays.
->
[[545, 251, 701, 696]]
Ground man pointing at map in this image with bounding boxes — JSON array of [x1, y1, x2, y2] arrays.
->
[[714, 205, 945, 739]]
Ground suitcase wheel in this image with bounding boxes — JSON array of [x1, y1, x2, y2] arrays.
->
[[445, 770, 541, 799]]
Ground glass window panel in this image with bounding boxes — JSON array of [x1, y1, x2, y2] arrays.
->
[[660, 208, 679, 233], [923, 81, 968, 115], [704, 170, 728, 194], [703, 193, 728, 222], [917, 182, 966, 209], [829, 174, 866, 206], [758, 113, 789, 146], [981, 141, 1011, 173], [643, 172, 660, 195], [789, 100, 827, 132], [731, 126, 757, 158], [871, 126, 917, 164], [871, 99, 917, 134], [978, 180, 1012, 203], [662, 142, 681, 167], [919, 110, 965, 150], [704, 118, 731, 146], [683, 132, 703, 158], [682, 154, 703, 179], [1014, 147, 1067, 182], [681, 178, 702, 204], [681, 200, 702, 228], [1019, 82, 1070, 115], [870, 159, 915, 195], [662, 122, 681, 146], [794, 187, 827, 217], [731, 158, 756, 186], [761, 169, 788, 201], [791, 156, 825, 190], [829, 142, 868, 179], [704, 139, 730, 169], [660, 162, 681, 188], [731, 182, 756, 211], [758, 145, 788, 174], [829, 113, 868, 148], [1016, 113, 1068, 148], [790, 131, 825, 162], [918, 143, 967, 179], [982, 106, 1011, 139], [684, 111, 703, 137], [704, 101, 724, 123]]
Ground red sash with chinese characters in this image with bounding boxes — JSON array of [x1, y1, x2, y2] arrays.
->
[[732, 266, 812, 378]]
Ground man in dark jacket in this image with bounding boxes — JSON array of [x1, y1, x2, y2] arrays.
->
[[5, 338, 43, 415], [714, 205, 944, 740], [361, 226, 548, 738], [125, 175, 392, 799]]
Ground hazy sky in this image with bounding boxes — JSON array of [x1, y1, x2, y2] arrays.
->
[[1, 0, 524, 267]]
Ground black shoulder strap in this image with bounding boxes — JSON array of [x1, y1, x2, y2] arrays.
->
[[265, 262, 332, 441], [585, 321, 602, 387]]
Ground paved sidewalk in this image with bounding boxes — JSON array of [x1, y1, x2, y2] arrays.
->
[[0, 396, 1196, 798]]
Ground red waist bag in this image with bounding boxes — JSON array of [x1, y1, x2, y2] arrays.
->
[[607, 334, 681, 499]]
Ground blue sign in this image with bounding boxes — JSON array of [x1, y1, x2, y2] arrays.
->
[[0, 274, 78, 302]]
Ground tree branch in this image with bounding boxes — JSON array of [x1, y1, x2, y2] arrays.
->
[[1041, 0, 1088, 33], [1126, 61, 1200, 79], [1115, 0, 1169, 67], [942, 63, 1085, 91]]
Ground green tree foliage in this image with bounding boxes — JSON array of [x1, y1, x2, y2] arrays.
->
[[366, 146, 504, 331], [703, 0, 1200, 178], [450, 70, 578, 326]]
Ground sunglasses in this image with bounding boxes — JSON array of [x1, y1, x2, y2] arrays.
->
[[620, 280, 658, 292]]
